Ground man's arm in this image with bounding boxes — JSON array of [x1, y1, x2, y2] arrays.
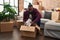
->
[[32, 9, 42, 24], [23, 11, 27, 23]]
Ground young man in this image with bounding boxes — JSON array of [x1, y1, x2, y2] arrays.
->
[[23, 3, 42, 27]]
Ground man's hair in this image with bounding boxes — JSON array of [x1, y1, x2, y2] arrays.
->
[[28, 3, 33, 7]]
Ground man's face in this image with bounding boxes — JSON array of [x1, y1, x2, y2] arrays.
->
[[28, 6, 33, 12]]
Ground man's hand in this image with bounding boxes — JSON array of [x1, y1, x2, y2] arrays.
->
[[24, 19, 32, 26]]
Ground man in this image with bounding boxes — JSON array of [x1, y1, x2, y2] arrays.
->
[[23, 3, 42, 27]]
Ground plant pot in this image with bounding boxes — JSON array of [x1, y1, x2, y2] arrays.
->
[[0, 21, 14, 32]]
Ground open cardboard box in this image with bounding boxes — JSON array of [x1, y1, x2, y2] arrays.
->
[[20, 25, 40, 38], [14, 20, 24, 28], [20, 25, 36, 37], [31, 24, 40, 31]]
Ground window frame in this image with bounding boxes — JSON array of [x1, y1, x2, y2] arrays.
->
[[0, 0, 19, 15]]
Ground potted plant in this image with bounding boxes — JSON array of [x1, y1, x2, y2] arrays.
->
[[0, 12, 3, 22], [0, 3, 17, 22]]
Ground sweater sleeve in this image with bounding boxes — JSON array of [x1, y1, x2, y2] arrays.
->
[[32, 9, 42, 24], [23, 11, 27, 22]]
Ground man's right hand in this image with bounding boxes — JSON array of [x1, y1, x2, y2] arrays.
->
[[24, 19, 32, 26]]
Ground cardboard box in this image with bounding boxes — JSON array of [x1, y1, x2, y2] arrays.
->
[[20, 25, 36, 37], [56, 20, 60, 23], [52, 11, 60, 21], [14, 20, 24, 28], [31, 24, 40, 31], [0, 21, 14, 32]]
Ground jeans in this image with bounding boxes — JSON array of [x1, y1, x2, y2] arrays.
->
[[36, 20, 41, 27]]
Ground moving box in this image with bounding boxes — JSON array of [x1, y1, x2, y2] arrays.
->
[[20, 25, 36, 37]]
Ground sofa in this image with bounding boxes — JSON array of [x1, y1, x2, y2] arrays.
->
[[41, 11, 52, 23], [40, 11, 52, 28], [44, 20, 60, 39]]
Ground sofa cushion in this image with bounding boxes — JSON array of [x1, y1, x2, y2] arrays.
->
[[45, 21, 60, 30], [44, 11, 52, 20], [41, 18, 50, 23]]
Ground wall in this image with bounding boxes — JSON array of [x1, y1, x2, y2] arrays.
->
[[19, 0, 60, 11], [33, 0, 60, 10], [33, 0, 38, 5], [19, 0, 24, 12], [42, 0, 60, 10]]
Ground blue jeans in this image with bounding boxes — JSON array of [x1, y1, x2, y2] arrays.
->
[[36, 20, 41, 27]]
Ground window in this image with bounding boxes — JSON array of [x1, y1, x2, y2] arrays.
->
[[24, 0, 33, 8], [0, 0, 3, 4], [5, 0, 9, 4], [0, 0, 4, 12], [0, 0, 18, 15], [0, 5, 3, 12], [10, 0, 14, 6]]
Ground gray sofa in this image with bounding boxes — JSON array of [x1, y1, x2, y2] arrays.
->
[[40, 11, 52, 28], [44, 21, 60, 39]]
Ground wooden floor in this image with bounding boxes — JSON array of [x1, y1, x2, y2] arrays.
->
[[0, 27, 59, 40], [45, 36, 60, 40], [0, 27, 44, 40]]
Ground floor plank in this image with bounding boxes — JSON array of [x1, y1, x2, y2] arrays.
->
[[0, 27, 44, 40]]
